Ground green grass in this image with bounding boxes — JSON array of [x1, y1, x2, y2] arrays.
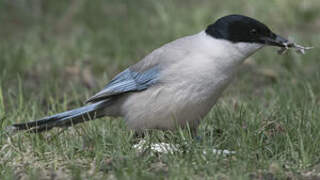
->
[[1, 0, 320, 179]]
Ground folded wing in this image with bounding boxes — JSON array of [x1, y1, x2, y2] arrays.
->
[[86, 66, 160, 103]]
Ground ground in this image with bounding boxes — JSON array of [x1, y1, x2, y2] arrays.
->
[[1, 0, 320, 179]]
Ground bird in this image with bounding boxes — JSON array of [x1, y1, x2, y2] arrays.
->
[[7, 14, 291, 134]]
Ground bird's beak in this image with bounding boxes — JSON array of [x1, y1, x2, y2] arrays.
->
[[260, 33, 289, 47]]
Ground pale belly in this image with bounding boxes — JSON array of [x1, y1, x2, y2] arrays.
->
[[119, 78, 232, 131]]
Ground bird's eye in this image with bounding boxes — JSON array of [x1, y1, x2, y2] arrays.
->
[[250, 29, 257, 34]]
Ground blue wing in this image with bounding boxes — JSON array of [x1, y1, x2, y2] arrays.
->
[[86, 66, 160, 103]]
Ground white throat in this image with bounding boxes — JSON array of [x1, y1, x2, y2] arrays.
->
[[197, 31, 264, 69], [234, 42, 264, 57], [201, 31, 264, 58]]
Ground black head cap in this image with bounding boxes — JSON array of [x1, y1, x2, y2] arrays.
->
[[206, 14, 288, 47]]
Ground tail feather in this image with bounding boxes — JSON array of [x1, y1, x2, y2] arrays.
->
[[7, 100, 111, 133]]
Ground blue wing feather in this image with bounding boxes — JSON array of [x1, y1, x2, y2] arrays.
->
[[86, 66, 159, 103]]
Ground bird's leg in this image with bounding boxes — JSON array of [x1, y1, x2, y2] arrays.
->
[[133, 131, 146, 139], [190, 127, 201, 140]]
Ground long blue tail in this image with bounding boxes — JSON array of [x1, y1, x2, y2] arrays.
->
[[7, 100, 111, 133]]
